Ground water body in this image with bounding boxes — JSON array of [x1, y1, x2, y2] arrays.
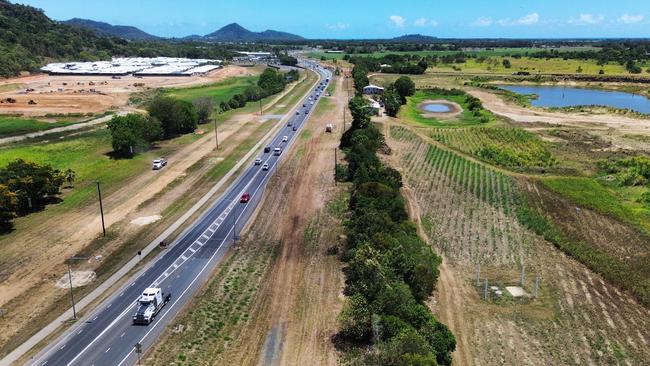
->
[[500, 85, 650, 114], [421, 103, 452, 113]]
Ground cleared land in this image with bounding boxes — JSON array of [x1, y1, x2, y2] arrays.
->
[[0, 65, 256, 117], [0, 69, 318, 358]]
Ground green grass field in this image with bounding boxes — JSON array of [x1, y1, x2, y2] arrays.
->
[[429, 57, 639, 75], [400, 90, 493, 128], [0, 116, 80, 138], [541, 176, 650, 235], [165, 75, 259, 106]]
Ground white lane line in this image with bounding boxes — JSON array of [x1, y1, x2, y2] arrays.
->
[[119, 292, 124, 297], [188, 248, 196, 253], [181, 255, 187, 260], [130, 282, 135, 287], [106, 303, 111, 309], [59, 345, 65, 350], [77, 330, 83, 335], [41, 362, 48, 366], [105, 347, 110, 353], [92, 316, 97, 321], [120, 332, 125, 338]]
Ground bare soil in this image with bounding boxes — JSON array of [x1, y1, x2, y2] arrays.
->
[[0, 66, 255, 116]]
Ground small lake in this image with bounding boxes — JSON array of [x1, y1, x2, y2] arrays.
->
[[499, 85, 650, 114], [421, 103, 451, 113]]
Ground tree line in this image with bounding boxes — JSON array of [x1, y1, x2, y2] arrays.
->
[[0, 159, 72, 230], [346, 54, 428, 75], [334, 95, 455, 364], [219, 68, 298, 112]]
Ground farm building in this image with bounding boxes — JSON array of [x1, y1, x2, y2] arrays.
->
[[363, 84, 384, 95]]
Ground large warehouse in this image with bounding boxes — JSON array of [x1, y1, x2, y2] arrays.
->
[[40, 57, 222, 76]]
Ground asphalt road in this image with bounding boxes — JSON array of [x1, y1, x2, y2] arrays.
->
[[29, 61, 331, 366]]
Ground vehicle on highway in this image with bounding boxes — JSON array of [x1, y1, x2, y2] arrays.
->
[[326, 123, 333, 133], [293, 126, 298, 131], [262, 163, 269, 171], [254, 158, 262, 165], [303, 104, 306, 107], [132, 288, 171, 325], [273, 147, 282, 156], [152, 158, 167, 170], [264, 146, 271, 153], [287, 121, 292, 127], [240, 192, 250, 203], [282, 135, 288, 142], [310, 101, 314, 105], [295, 111, 300, 115]]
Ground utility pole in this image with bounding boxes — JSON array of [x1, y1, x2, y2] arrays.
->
[[484, 278, 489, 300], [476, 263, 481, 287], [67, 256, 87, 320], [343, 106, 346, 131], [96, 182, 105, 237], [334, 148, 338, 186], [213, 119, 219, 150], [259, 99, 263, 116]]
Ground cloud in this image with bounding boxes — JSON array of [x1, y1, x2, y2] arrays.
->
[[568, 14, 605, 25], [498, 13, 540, 26], [414, 18, 438, 27], [326, 23, 349, 30], [389, 15, 406, 27], [619, 14, 644, 24], [471, 17, 493, 27]]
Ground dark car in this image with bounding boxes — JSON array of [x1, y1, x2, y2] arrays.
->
[[293, 126, 298, 131], [264, 146, 271, 153], [240, 193, 250, 203]]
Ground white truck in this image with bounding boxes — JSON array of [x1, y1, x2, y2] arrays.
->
[[132, 287, 171, 325]]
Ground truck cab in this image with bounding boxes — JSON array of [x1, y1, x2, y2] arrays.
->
[[132, 287, 170, 325]]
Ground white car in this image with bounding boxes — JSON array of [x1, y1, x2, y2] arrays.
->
[[254, 158, 262, 165], [262, 163, 269, 171], [282, 136, 288, 142], [152, 158, 167, 170]]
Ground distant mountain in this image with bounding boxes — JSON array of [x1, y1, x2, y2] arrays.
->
[[64, 18, 160, 40], [204, 23, 304, 41], [391, 34, 438, 42]]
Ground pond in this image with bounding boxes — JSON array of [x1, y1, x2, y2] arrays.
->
[[421, 103, 452, 113], [499, 85, 650, 114]]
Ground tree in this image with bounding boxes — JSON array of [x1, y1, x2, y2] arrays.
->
[[64, 169, 76, 188], [193, 97, 214, 124], [502, 59, 512, 68], [382, 86, 402, 117], [148, 96, 198, 138], [0, 159, 64, 212], [279, 54, 298, 66], [0, 184, 17, 229], [107, 113, 162, 156], [393, 76, 415, 104]]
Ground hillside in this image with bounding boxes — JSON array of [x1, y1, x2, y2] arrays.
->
[[204, 22, 304, 41], [391, 34, 438, 42], [0, 0, 116, 77], [64, 18, 159, 40]]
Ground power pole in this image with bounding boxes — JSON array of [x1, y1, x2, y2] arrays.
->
[[67, 256, 87, 320], [259, 99, 263, 116], [213, 119, 219, 150], [334, 148, 338, 186], [520, 263, 526, 287], [484, 278, 489, 300], [96, 182, 105, 237]]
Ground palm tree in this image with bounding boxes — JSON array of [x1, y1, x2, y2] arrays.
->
[[64, 169, 76, 188]]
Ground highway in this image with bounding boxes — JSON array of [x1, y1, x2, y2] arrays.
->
[[29, 61, 331, 366]]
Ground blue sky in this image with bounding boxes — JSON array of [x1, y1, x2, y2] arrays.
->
[[16, 0, 650, 39]]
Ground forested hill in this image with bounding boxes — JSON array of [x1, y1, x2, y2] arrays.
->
[[64, 18, 160, 41], [0, 1, 233, 78]]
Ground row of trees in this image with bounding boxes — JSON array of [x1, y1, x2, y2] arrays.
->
[[346, 54, 428, 75], [0, 159, 71, 229], [219, 68, 299, 112], [335, 95, 455, 365]]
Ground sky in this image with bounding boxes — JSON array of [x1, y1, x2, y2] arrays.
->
[[16, 0, 650, 39]]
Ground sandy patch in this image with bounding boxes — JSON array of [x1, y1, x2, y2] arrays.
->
[[417, 99, 463, 119], [54, 270, 96, 288], [130, 215, 162, 226]]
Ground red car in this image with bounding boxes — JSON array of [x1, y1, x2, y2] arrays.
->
[[240, 193, 250, 203]]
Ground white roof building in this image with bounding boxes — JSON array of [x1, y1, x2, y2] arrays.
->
[[363, 84, 385, 95], [40, 57, 221, 76]]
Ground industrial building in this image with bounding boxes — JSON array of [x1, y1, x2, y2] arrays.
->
[[40, 57, 222, 77]]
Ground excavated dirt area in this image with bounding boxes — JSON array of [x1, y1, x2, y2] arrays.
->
[[0, 65, 255, 116]]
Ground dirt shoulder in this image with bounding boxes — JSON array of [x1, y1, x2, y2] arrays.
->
[[146, 68, 348, 366]]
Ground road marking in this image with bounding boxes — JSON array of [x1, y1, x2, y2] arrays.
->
[[105, 347, 110, 353], [119, 292, 124, 297], [56, 66, 328, 366], [130, 282, 135, 287], [41, 362, 47, 366], [181, 255, 187, 260], [106, 303, 112, 309], [77, 330, 83, 335], [120, 332, 125, 338], [59, 345, 65, 350], [92, 316, 97, 321]]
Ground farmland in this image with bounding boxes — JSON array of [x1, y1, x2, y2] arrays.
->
[[385, 123, 650, 365]]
